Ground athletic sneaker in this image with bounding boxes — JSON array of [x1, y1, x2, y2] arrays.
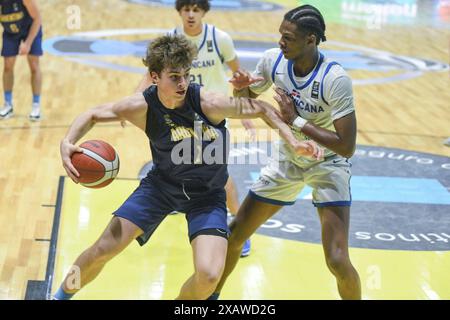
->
[[444, 138, 450, 147], [29, 103, 41, 121], [0, 103, 13, 119], [240, 238, 251, 257]]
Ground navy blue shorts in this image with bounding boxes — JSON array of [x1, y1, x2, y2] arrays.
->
[[2, 27, 43, 57], [113, 174, 229, 246]]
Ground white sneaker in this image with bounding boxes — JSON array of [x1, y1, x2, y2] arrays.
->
[[444, 138, 450, 147], [0, 103, 13, 119], [29, 103, 41, 121]]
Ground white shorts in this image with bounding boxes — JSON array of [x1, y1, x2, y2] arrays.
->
[[250, 155, 352, 207]]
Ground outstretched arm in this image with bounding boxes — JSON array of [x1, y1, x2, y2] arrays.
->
[[60, 94, 148, 182], [200, 90, 323, 159]]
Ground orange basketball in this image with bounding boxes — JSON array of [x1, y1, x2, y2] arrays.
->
[[71, 140, 120, 188]]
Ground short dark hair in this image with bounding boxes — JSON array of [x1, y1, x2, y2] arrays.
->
[[284, 5, 326, 45], [175, 0, 210, 12], [142, 35, 197, 74]]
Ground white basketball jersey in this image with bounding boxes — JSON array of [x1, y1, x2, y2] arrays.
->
[[250, 48, 355, 165], [170, 24, 235, 95]]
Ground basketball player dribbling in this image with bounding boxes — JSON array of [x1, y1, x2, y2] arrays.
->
[[53, 34, 322, 300], [135, 0, 255, 257]]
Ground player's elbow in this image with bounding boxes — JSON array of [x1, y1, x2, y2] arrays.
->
[[340, 144, 356, 159]]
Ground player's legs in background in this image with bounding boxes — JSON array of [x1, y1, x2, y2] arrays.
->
[[0, 56, 16, 118], [53, 217, 143, 300], [318, 206, 361, 300], [27, 55, 41, 120], [225, 176, 251, 257], [176, 234, 228, 300]]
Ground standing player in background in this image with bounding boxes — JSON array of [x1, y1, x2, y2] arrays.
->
[[136, 0, 254, 257], [53, 34, 321, 300], [211, 5, 361, 300], [0, 0, 42, 121]]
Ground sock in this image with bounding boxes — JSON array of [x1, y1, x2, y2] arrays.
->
[[207, 292, 220, 300], [32, 94, 40, 105], [53, 286, 75, 300], [4, 91, 12, 106]]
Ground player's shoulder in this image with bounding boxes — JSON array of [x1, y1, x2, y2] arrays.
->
[[263, 47, 282, 57], [321, 56, 348, 79], [209, 25, 233, 41], [260, 48, 283, 64]]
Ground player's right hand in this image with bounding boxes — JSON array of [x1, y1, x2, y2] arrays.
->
[[294, 140, 324, 160], [229, 69, 264, 90], [60, 139, 83, 183]]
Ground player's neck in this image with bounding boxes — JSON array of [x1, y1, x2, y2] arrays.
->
[[183, 23, 203, 37], [157, 91, 184, 110], [293, 50, 319, 78]]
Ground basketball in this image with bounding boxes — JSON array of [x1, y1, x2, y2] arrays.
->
[[71, 140, 120, 188]]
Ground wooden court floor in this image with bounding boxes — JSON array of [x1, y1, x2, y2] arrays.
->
[[0, 0, 449, 299]]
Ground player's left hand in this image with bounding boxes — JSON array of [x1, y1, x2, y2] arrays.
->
[[294, 140, 324, 160], [273, 87, 298, 125], [229, 69, 264, 90], [240, 119, 256, 141], [19, 41, 31, 55]]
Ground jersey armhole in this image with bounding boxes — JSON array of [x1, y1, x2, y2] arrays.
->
[[142, 87, 153, 134], [212, 26, 225, 64], [320, 62, 340, 105], [271, 52, 284, 83]]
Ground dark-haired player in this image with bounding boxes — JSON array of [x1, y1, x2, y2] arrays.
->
[[211, 5, 361, 300]]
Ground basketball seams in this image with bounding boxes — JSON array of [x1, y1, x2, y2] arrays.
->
[[71, 140, 119, 188], [81, 148, 111, 171]]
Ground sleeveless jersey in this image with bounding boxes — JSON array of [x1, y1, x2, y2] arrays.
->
[[250, 48, 355, 166], [170, 24, 235, 95], [0, 0, 32, 36], [143, 83, 229, 191]]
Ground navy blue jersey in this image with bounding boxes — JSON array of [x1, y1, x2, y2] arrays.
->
[[0, 0, 32, 36], [143, 83, 229, 193]]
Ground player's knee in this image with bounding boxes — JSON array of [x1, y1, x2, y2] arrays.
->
[[3, 63, 14, 73], [195, 268, 222, 286], [29, 62, 40, 74], [325, 252, 349, 276]]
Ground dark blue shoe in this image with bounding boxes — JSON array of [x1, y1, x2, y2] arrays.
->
[[207, 292, 220, 300], [240, 238, 251, 257]]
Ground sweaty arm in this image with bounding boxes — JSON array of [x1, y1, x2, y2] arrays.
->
[[60, 94, 148, 182], [200, 90, 323, 159]]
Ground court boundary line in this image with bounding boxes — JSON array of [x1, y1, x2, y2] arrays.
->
[[24, 176, 65, 300]]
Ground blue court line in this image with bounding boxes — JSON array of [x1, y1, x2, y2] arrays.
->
[[249, 173, 450, 205]]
